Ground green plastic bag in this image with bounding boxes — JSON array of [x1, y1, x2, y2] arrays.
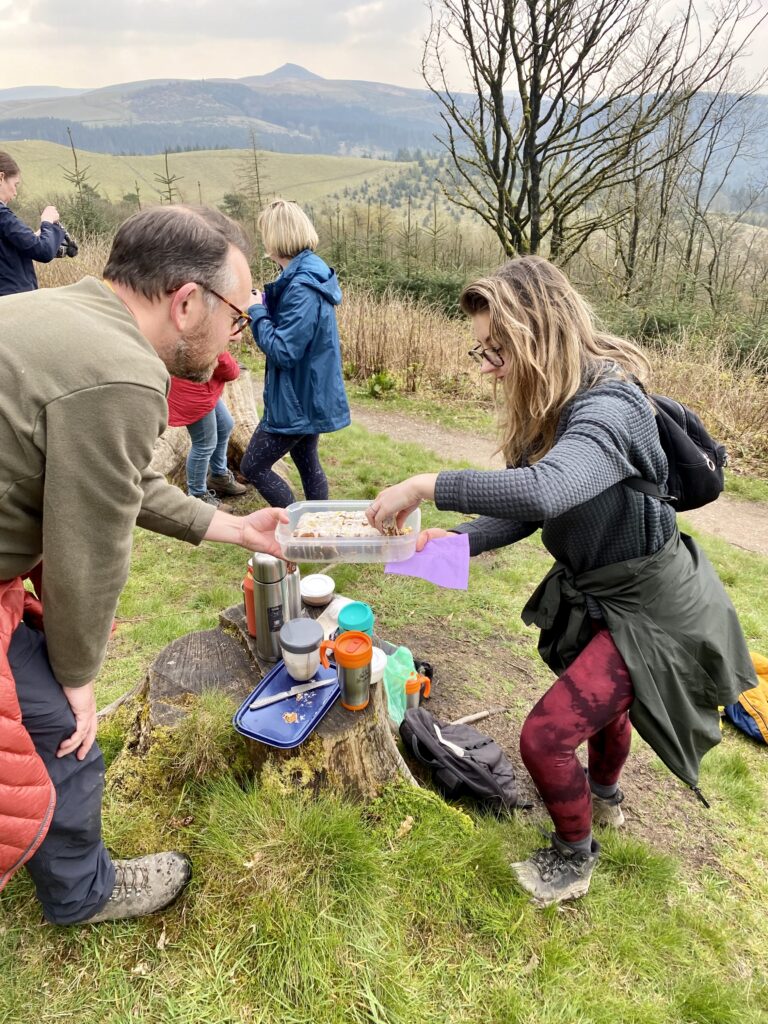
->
[[383, 646, 415, 726]]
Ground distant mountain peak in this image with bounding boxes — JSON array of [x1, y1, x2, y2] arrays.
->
[[260, 64, 323, 82]]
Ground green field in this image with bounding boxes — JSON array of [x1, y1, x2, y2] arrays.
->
[[0, 139, 406, 207]]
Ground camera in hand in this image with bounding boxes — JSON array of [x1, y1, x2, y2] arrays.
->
[[56, 229, 78, 259]]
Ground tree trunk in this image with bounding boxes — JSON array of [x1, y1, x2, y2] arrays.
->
[[133, 601, 418, 801], [223, 371, 259, 465], [149, 426, 190, 486]]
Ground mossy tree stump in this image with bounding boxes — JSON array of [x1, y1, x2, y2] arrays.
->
[[136, 602, 417, 800]]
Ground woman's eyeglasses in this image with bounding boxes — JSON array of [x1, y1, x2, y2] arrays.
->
[[468, 345, 504, 368]]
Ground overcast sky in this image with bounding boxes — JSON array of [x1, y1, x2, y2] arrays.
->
[[1, 0, 766, 93]]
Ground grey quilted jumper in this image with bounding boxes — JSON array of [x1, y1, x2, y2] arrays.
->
[[436, 377, 677, 576]]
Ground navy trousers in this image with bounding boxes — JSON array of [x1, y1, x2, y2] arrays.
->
[[8, 622, 115, 924]]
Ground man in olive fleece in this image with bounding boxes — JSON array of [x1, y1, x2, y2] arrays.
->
[[0, 205, 286, 925]]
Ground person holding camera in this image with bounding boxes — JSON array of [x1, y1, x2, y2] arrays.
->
[[0, 150, 67, 297]]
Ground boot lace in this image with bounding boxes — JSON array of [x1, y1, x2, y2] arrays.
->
[[109, 862, 150, 901], [529, 846, 574, 882]]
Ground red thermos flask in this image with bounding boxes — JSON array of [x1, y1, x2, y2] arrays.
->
[[242, 564, 257, 637]]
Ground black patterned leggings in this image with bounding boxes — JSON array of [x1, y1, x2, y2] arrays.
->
[[240, 424, 329, 507], [519, 628, 634, 842]]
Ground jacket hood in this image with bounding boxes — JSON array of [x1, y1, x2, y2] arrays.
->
[[279, 250, 342, 306]]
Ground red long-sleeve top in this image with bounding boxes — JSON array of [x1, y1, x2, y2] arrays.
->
[[166, 352, 240, 427]]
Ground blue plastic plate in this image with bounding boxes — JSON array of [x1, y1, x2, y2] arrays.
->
[[233, 660, 340, 750]]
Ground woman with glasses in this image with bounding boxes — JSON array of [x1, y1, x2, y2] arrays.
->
[[366, 255, 753, 908], [0, 151, 65, 297], [241, 199, 350, 506], [167, 350, 248, 508]]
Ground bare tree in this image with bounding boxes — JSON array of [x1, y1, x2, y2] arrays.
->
[[237, 127, 269, 234], [154, 151, 183, 204], [423, 0, 767, 262]]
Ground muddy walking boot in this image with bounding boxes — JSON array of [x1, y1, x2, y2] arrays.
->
[[592, 787, 626, 828], [207, 470, 247, 497], [77, 852, 192, 924], [511, 834, 600, 907]]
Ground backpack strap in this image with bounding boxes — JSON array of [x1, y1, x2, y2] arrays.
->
[[624, 376, 677, 504], [623, 477, 676, 503]]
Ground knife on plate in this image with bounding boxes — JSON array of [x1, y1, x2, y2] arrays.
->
[[249, 678, 336, 711]]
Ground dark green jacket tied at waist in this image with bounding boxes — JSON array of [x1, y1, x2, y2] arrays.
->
[[522, 530, 756, 793]]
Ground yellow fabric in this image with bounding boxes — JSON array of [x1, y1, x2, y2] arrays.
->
[[738, 653, 768, 743]]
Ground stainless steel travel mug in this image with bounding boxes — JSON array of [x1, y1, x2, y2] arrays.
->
[[251, 552, 286, 662]]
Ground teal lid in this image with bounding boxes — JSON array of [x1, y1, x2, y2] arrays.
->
[[338, 601, 374, 635]]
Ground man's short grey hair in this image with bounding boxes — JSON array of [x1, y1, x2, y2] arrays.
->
[[103, 205, 250, 301]]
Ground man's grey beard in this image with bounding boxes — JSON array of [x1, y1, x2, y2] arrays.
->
[[166, 336, 218, 383]]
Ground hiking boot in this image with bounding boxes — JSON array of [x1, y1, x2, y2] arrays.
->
[[510, 835, 600, 907], [191, 489, 233, 513], [78, 852, 192, 924], [592, 787, 625, 828], [207, 470, 247, 497]]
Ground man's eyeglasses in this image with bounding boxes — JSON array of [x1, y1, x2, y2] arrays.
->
[[468, 344, 504, 368], [204, 286, 252, 335]]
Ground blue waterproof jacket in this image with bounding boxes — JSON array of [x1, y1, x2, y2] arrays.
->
[[0, 204, 64, 297], [249, 249, 350, 435]]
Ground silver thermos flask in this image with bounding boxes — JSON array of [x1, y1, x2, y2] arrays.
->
[[282, 562, 302, 622], [251, 553, 286, 662]]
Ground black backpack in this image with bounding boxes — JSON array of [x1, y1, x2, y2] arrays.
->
[[399, 708, 526, 812], [624, 387, 728, 512]]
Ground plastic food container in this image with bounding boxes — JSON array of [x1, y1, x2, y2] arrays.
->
[[370, 646, 388, 685], [300, 573, 336, 607], [276, 500, 420, 564]]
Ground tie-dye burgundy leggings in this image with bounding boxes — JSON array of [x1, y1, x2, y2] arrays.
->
[[519, 628, 635, 842]]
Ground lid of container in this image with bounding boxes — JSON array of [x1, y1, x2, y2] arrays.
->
[[338, 601, 374, 634], [333, 630, 372, 668], [279, 618, 324, 654], [233, 660, 339, 750], [300, 574, 336, 600], [250, 552, 286, 584]]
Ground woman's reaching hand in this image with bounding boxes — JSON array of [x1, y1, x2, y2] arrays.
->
[[366, 473, 438, 533], [416, 527, 452, 551]]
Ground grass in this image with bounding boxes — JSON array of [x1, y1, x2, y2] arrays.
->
[[2, 138, 406, 207], [2, 423, 768, 1024]]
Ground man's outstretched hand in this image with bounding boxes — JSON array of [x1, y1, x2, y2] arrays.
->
[[203, 506, 289, 558], [238, 507, 289, 558]]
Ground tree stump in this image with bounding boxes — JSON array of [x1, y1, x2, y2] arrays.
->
[[135, 600, 418, 800], [149, 369, 291, 486]]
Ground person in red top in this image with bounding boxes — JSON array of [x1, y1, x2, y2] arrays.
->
[[167, 351, 248, 509]]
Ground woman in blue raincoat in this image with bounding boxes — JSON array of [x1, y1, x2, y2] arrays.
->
[[242, 199, 350, 506]]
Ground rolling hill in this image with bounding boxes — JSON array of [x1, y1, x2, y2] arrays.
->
[[0, 64, 448, 157], [1, 139, 407, 207]]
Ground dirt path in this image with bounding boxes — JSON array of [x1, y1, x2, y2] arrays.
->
[[351, 402, 768, 557]]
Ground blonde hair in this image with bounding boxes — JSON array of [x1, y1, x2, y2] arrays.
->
[[460, 255, 651, 465], [257, 199, 319, 260]]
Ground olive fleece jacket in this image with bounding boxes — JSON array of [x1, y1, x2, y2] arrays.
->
[[0, 277, 216, 686]]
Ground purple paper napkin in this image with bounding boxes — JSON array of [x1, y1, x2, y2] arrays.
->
[[384, 532, 470, 590]]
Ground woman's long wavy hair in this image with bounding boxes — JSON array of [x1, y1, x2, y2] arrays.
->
[[460, 256, 651, 465]]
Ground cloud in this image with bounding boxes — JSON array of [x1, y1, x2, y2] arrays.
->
[[25, 0, 424, 46], [0, 0, 429, 91]]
